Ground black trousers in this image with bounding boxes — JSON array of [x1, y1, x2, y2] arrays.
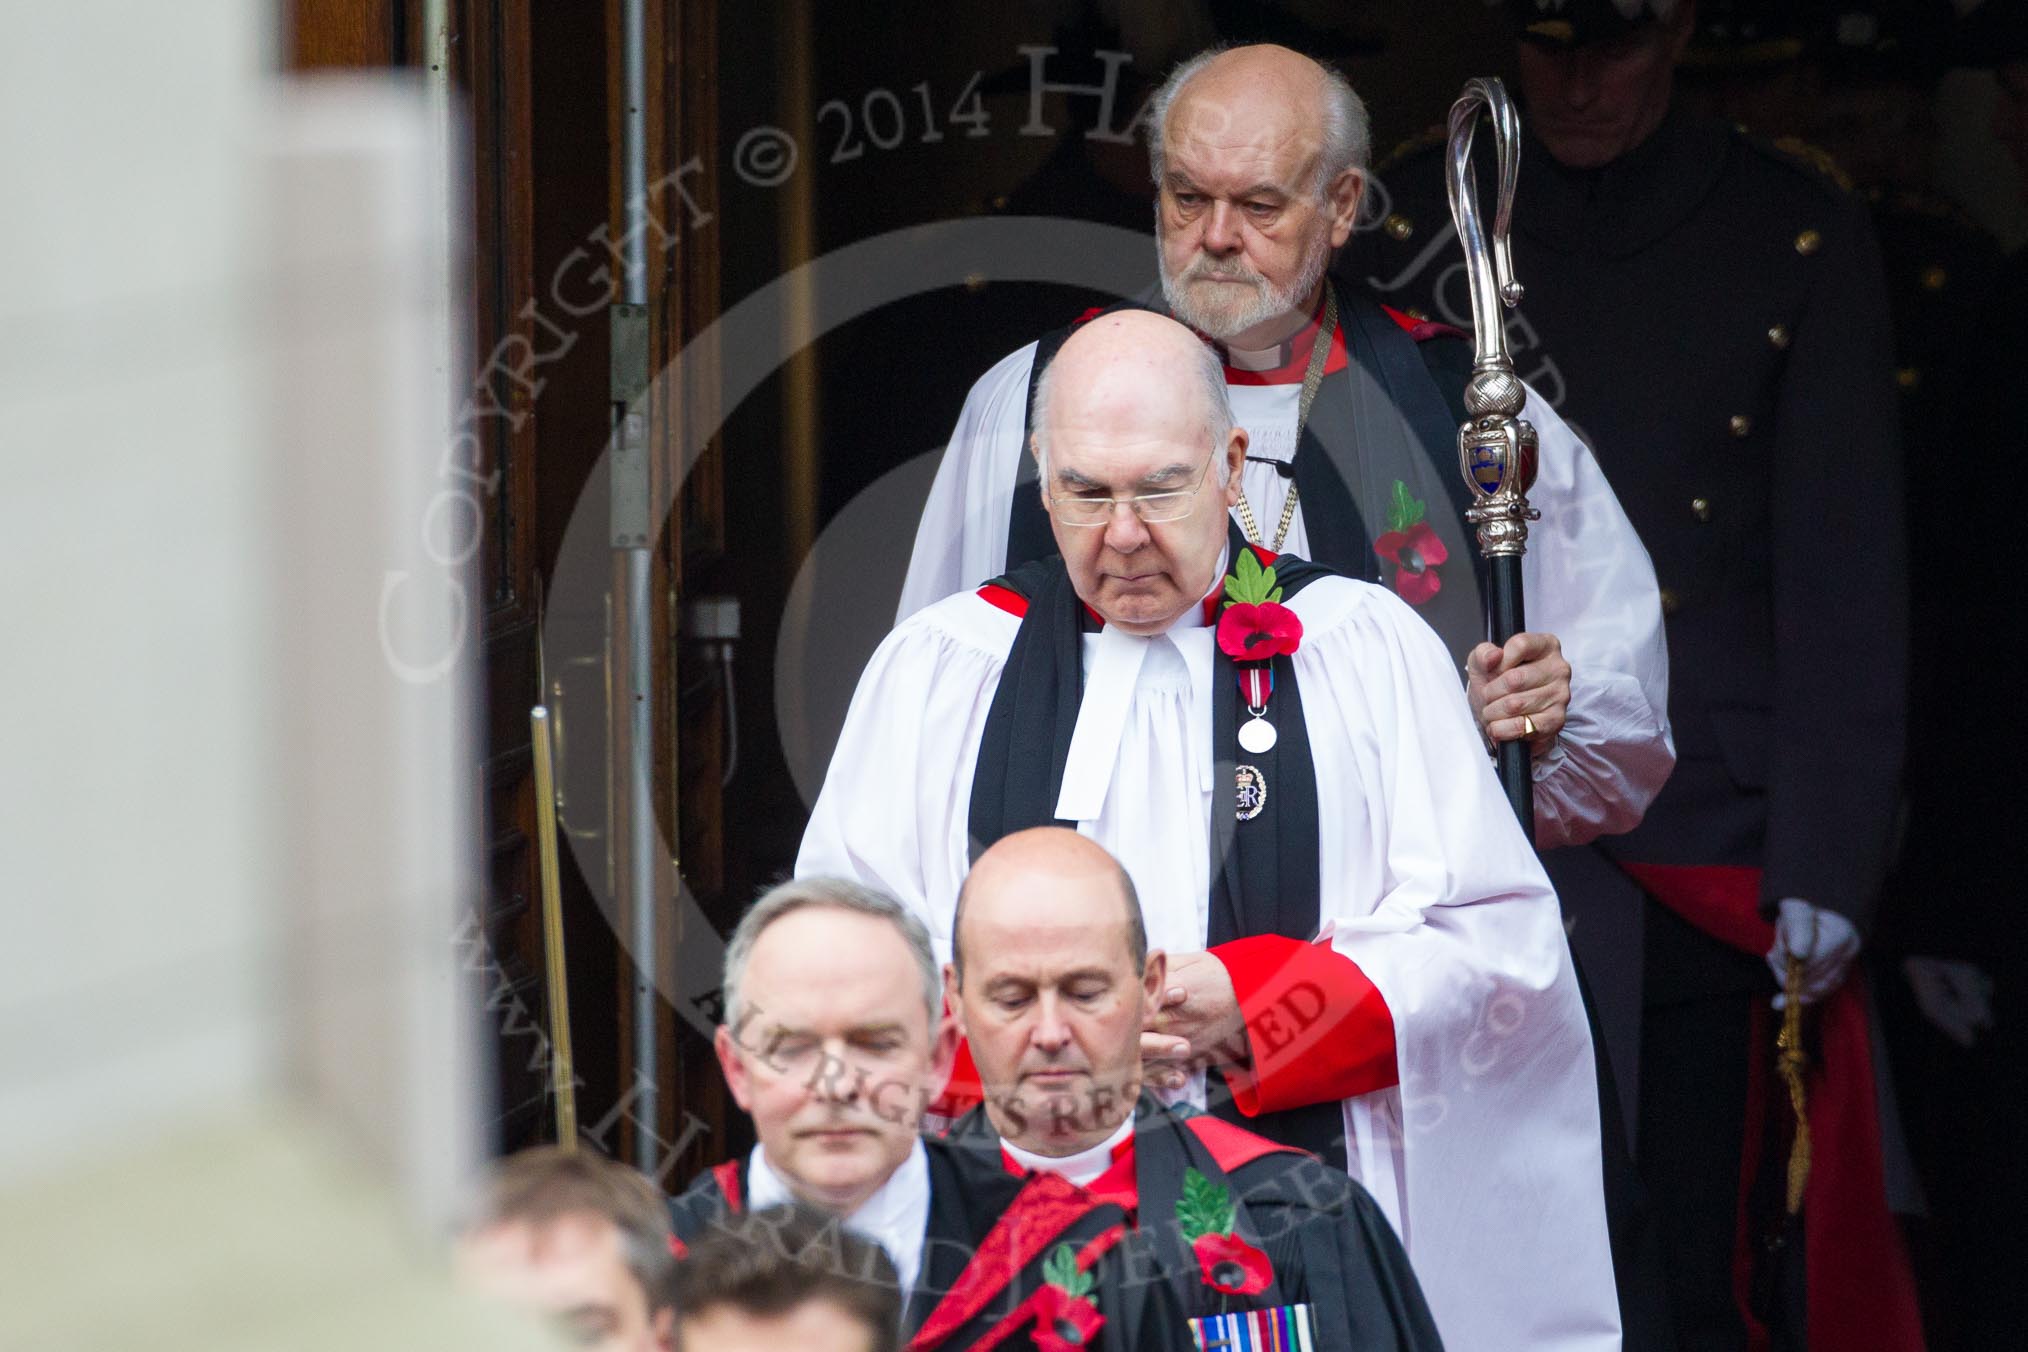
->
[[1637, 987, 1755, 1352]]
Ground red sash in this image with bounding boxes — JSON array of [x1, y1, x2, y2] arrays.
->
[[907, 1172, 1117, 1351], [1621, 862, 1924, 1352]]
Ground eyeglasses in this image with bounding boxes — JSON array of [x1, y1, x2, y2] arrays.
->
[[1047, 454, 1216, 527]]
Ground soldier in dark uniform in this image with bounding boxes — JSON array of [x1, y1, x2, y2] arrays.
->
[[1342, 3, 1916, 1348], [1689, 7, 2023, 1344]]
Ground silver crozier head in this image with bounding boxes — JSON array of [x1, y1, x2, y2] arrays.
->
[[1447, 76, 1539, 557]]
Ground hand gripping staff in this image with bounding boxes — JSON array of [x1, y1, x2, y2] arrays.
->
[[1447, 77, 1540, 828]]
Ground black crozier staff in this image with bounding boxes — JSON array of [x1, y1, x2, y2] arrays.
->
[[1448, 77, 1540, 827]]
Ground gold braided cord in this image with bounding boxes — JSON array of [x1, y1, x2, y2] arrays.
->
[[1233, 287, 1339, 553], [1778, 956, 1811, 1215]]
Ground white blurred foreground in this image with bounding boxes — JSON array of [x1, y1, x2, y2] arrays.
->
[[0, 4, 535, 1346]]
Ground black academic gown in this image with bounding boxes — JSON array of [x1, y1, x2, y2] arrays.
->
[[667, 1141, 1188, 1351], [948, 1095, 1445, 1351]]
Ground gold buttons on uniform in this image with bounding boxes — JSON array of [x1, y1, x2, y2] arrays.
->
[[1660, 588, 1681, 615], [1767, 324, 1791, 349], [1897, 367, 1922, 390], [1729, 414, 1753, 438], [1795, 229, 1822, 256], [1922, 265, 1948, 291], [1691, 497, 1712, 522], [1384, 213, 1414, 241]]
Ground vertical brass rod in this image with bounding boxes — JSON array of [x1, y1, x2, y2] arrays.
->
[[532, 705, 578, 1148]]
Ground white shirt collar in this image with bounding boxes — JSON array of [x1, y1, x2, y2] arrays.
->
[[746, 1139, 930, 1294], [999, 1115, 1135, 1187]]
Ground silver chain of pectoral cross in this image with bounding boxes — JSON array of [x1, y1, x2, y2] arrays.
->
[[1232, 285, 1338, 554]]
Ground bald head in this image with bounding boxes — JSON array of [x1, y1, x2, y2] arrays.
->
[[949, 829, 1162, 1155], [1030, 310, 1231, 487], [1149, 45, 1370, 203], [1028, 311, 1245, 635], [953, 828, 1146, 984]]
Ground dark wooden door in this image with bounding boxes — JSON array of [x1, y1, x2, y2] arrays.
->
[[285, 0, 730, 1180]]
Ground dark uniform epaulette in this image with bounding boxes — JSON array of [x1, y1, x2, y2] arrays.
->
[[1764, 133, 1857, 195], [1377, 122, 1446, 174]]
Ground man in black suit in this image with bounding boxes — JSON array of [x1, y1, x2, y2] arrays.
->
[[1346, 3, 1912, 1348]]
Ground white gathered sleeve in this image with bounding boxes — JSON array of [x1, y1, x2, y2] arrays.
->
[[1294, 580, 1622, 1351], [1518, 386, 1675, 846], [895, 344, 1037, 622], [795, 598, 1013, 961]]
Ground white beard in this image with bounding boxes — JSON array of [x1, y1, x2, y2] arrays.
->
[[1158, 229, 1333, 343]]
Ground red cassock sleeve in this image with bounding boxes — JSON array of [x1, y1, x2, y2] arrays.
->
[[1210, 934, 1399, 1115], [928, 937, 1396, 1119]]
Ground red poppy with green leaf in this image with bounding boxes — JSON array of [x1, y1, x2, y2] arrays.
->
[[1176, 1168, 1274, 1298], [1217, 550, 1303, 662], [1374, 479, 1448, 606], [1030, 1242, 1104, 1349]]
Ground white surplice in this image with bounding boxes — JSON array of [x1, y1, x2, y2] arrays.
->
[[894, 338, 1674, 846], [798, 573, 1621, 1351]]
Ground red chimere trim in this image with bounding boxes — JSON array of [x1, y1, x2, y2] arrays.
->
[[977, 583, 1030, 619], [978, 584, 1102, 631], [710, 1159, 743, 1214], [1086, 1143, 1139, 1213], [907, 1174, 1113, 1350], [1381, 304, 1468, 343], [967, 1222, 1127, 1352], [1184, 1114, 1308, 1172], [1209, 934, 1399, 1115]]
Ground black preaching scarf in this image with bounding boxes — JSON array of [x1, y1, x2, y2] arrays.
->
[[1008, 286, 1491, 668], [966, 524, 1348, 1161]]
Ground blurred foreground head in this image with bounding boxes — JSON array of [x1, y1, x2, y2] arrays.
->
[[456, 1145, 677, 1351], [674, 1204, 900, 1352]]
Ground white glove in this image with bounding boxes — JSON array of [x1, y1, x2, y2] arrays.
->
[[1903, 956, 1995, 1049], [1765, 898, 1860, 1008]]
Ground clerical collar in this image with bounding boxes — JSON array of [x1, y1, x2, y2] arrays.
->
[[1001, 1114, 1135, 1187], [747, 1140, 929, 1293], [1213, 289, 1329, 376]]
